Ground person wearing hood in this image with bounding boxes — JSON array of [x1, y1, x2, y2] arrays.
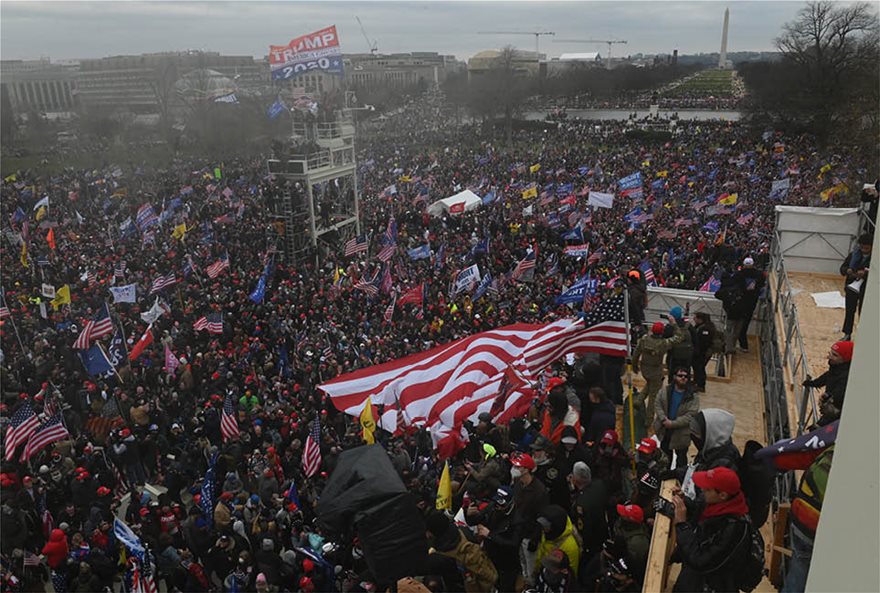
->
[[654, 367, 700, 466], [671, 467, 752, 593], [41, 528, 69, 569], [540, 379, 581, 445], [473, 486, 522, 593], [557, 425, 590, 478], [425, 512, 498, 593], [569, 461, 608, 569], [535, 504, 580, 581], [633, 321, 684, 429], [803, 340, 853, 427], [689, 409, 739, 473]]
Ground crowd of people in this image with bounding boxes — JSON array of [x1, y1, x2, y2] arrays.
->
[[0, 86, 873, 593]]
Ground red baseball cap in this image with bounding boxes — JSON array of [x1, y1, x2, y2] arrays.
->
[[511, 452, 536, 472], [600, 430, 619, 445], [636, 438, 658, 455], [651, 321, 665, 335], [831, 340, 854, 362], [616, 504, 645, 523], [692, 466, 741, 495]]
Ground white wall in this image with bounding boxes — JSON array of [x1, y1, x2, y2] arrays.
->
[[775, 206, 861, 274]]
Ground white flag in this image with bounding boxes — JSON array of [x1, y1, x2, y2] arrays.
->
[[587, 191, 614, 209], [140, 297, 169, 324], [109, 283, 137, 304]]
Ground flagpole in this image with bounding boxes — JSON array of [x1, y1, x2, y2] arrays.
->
[[6, 307, 29, 357], [623, 287, 637, 472], [97, 341, 125, 385]]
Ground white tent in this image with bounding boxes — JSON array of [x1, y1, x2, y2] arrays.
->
[[427, 189, 482, 217]]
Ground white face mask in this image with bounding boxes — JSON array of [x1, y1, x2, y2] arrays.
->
[[511, 467, 523, 480]]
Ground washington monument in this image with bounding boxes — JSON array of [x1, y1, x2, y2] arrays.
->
[[719, 7, 731, 69]]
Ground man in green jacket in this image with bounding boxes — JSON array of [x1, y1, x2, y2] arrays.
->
[[653, 367, 700, 466], [633, 321, 683, 430]]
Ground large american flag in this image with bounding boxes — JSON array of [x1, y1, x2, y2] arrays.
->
[[320, 312, 627, 440], [193, 313, 223, 334], [21, 413, 69, 462], [302, 415, 322, 478], [4, 402, 40, 461], [72, 304, 114, 350], [220, 394, 240, 442], [150, 273, 177, 294], [344, 234, 369, 257], [206, 254, 230, 279]]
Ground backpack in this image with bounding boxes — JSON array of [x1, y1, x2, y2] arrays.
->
[[732, 516, 766, 593], [738, 440, 774, 529]]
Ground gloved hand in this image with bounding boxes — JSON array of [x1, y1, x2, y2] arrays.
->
[[802, 375, 815, 387]]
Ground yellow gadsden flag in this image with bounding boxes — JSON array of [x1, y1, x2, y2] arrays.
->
[[359, 397, 376, 445], [171, 223, 188, 240], [20, 243, 28, 268], [522, 186, 538, 200], [51, 285, 71, 310], [436, 460, 452, 510], [718, 192, 738, 206], [529, 163, 541, 174]]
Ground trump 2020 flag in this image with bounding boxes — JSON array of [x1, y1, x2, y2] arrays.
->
[[79, 345, 114, 377], [267, 98, 287, 120], [407, 244, 432, 261], [109, 283, 137, 304]]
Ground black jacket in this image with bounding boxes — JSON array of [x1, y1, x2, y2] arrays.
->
[[673, 513, 750, 593], [804, 361, 851, 407]]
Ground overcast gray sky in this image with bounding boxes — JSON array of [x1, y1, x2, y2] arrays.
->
[[1, 1, 815, 62]]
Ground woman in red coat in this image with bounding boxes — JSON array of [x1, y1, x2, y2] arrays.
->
[[41, 528, 69, 569]]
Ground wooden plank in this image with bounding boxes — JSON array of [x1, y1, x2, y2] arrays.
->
[[643, 479, 678, 593], [770, 504, 791, 587]]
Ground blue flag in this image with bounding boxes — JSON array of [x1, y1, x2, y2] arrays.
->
[[249, 257, 273, 304], [278, 344, 291, 379], [79, 345, 114, 377], [200, 452, 219, 527], [618, 172, 642, 190], [481, 191, 496, 205], [554, 276, 593, 306], [560, 226, 584, 243], [407, 244, 432, 260], [472, 273, 493, 301], [287, 479, 301, 508], [267, 98, 287, 120]]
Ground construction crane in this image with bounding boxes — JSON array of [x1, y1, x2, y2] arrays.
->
[[355, 16, 378, 55], [553, 38, 628, 69], [477, 31, 555, 58]]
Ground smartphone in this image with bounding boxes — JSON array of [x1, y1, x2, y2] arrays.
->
[[654, 496, 676, 518]]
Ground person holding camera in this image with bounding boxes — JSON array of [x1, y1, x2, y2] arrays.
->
[[670, 467, 752, 593]]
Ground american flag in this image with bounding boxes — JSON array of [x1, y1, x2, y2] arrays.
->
[[23, 551, 41, 567], [150, 273, 177, 294], [383, 215, 397, 245], [302, 415, 322, 477], [383, 293, 397, 323], [353, 271, 381, 296], [397, 283, 424, 307], [139, 551, 159, 593], [114, 261, 126, 277], [322, 338, 333, 359], [206, 254, 230, 279], [136, 203, 158, 229], [21, 413, 69, 462], [72, 304, 114, 350], [193, 313, 223, 334], [319, 315, 627, 440], [510, 250, 536, 282], [220, 394, 240, 442], [639, 262, 657, 286], [4, 402, 40, 461], [0, 292, 11, 318], [344, 234, 369, 256], [377, 244, 396, 262]]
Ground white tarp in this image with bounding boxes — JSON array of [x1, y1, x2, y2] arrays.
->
[[775, 206, 860, 274], [811, 291, 846, 309], [427, 189, 482, 217]]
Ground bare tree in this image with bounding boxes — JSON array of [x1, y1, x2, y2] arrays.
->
[[772, 1, 879, 141]]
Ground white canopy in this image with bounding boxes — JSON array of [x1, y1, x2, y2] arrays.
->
[[427, 189, 482, 217]]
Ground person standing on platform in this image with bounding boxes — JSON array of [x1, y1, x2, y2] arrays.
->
[[666, 307, 695, 381], [633, 321, 683, 429], [840, 234, 872, 340], [691, 312, 721, 393], [654, 367, 700, 467]]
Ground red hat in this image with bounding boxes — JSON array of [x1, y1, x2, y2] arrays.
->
[[547, 377, 566, 391], [831, 340, 854, 362], [651, 321, 665, 336], [139, 507, 150, 516], [96, 486, 111, 496], [616, 503, 645, 523], [510, 452, 536, 472], [302, 559, 314, 573], [693, 466, 741, 495], [636, 438, 658, 455], [600, 430, 619, 445], [219, 492, 234, 501], [120, 428, 131, 438], [299, 576, 314, 593], [628, 270, 641, 280], [76, 471, 90, 480]]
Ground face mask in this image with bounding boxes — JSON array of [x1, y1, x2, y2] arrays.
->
[[510, 467, 523, 480]]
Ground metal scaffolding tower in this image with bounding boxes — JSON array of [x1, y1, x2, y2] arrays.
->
[[267, 111, 361, 264]]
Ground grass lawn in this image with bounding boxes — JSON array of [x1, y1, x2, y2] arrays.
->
[[664, 69, 735, 97]]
